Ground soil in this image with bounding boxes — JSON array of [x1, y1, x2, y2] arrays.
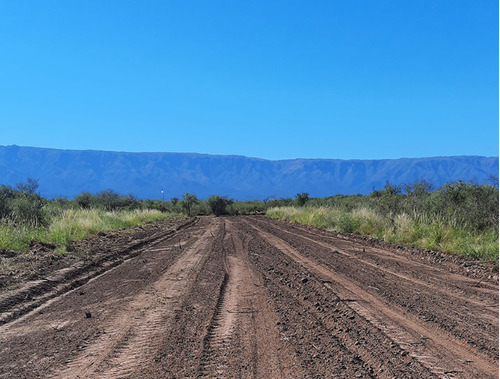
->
[[0, 218, 192, 291], [0, 216, 497, 378]]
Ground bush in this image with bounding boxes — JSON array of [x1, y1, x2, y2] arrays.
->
[[266, 179, 499, 262], [10, 193, 47, 227], [2, 179, 47, 227], [182, 193, 198, 216], [75, 191, 142, 211], [75, 192, 93, 209], [370, 182, 403, 217], [0, 185, 15, 219], [295, 193, 309, 207], [267, 198, 293, 209], [337, 213, 359, 234], [429, 181, 499, 232], [207, 195, 232, 216], [232, 200, 266, 215]]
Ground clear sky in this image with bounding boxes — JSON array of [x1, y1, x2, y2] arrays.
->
[[0, 1, 498, 160]]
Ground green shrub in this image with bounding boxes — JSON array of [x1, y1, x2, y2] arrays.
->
[[182, 193, 198, 216], [338, 213, 359, 233], [207, 195, 232, 216], [0, 185, 15, 219], [295, 193, 309, 207], [266, 179, 499, 262], [75, 192, 93, 209], [10, 194, 47, 227]]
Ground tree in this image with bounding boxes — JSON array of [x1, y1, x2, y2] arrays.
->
[[182, 193, 198, 216], [207, 195, 232, 216], [75, 192, 93, 209], [16, 178, 39, 194], [171, 197, 179, 206], [0, 185, 15, 219], [295, 192, 309, 207], [403, 180, 433, 215], [95, 190, 121, 211], [11, 194, 47, 227], [488, 175, 499, 188], [403, 179, 433, 196]]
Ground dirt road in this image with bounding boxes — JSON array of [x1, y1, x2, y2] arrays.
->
[[0, 216, 497, 378]]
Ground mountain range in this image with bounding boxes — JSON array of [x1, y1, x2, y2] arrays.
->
[[0, 145, 497, 200]]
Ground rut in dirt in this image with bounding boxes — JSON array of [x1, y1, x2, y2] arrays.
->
[[198, 222, 231, 377], [198, 220, 299, 378], [243, 216, 498, 378], [0, 215, 497, 378]]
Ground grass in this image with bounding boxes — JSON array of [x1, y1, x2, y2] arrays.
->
[[266, 206, 499, 262], [0, 209, 176, 253]]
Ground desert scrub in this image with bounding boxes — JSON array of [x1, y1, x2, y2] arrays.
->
[[0, 209, 175, 253], [266, 206, 499, 262]]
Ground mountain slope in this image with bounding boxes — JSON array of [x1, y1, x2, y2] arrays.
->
[[0, 146, 497, 200]]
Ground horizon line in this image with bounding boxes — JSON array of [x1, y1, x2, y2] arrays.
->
[[2, 145, 498, 162]]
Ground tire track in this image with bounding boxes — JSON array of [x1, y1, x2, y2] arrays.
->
[[51, 219, 219, 378], [0, 217, 199, 326], [240, 219, 428, 378], [198, 221, 232, 378], [198, 272, 232, 377], [246, 220, 498, 378], [198, 220, 297, 378], [1, 216, 497, 378], [252, 217, 499, 359], [257, 217, 498, 306]]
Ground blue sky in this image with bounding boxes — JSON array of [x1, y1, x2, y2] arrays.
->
[[0, 1, 498, 160]]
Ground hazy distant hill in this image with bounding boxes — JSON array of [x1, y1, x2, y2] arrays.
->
[[0, 145, 497, 200]]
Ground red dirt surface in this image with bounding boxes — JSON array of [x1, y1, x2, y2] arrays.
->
[[0, 216, 497, 378]]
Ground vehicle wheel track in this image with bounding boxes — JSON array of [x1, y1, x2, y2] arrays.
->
[[0, 217, 200, 326], [51, 219, 218, 379], [250, 217, 499, 357], [198, 221, 234, 378], [198, 272, 232, 377], [245, 219, 498, 378], [254, 217, 498, 300]]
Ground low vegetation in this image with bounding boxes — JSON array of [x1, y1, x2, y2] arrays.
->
[[1, 178, 497, 262], [0, 180, 265, 254], [0, 181, 176, 254], [0, 208, 174, 253], [267, 180, 499, 262]]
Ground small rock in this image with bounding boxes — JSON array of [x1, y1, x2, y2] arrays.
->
[[85, 311, 92, 318]]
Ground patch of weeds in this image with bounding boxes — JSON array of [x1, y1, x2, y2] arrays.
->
[[54, 246, 68, 256], [267, 205, 498, 262]]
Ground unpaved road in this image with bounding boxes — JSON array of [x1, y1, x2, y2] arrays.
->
[[0, 216, 497, 378]]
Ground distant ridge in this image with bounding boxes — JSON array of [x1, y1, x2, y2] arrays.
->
[[0, 145, 497, 200]]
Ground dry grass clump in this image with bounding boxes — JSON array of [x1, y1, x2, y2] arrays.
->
[[267, 206, 498, 262], [0, 209, 173, 253]]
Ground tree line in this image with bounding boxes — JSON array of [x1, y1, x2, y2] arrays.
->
[[1, 178, 497, 233]]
